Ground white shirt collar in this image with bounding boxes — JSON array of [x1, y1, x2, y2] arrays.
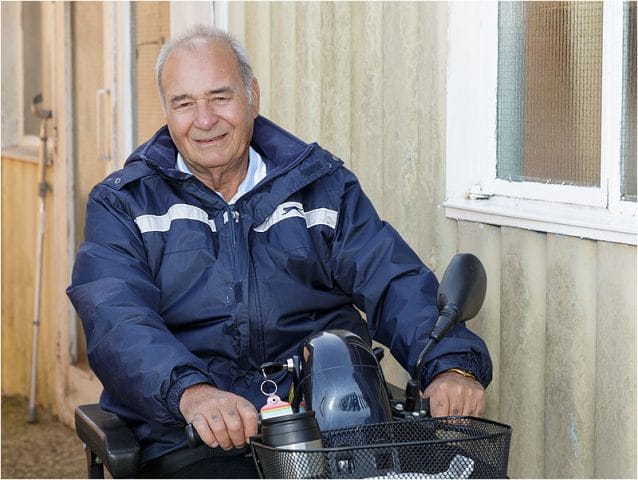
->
[[176, 147, 267, 204]]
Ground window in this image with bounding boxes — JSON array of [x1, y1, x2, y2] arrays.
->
[[497, 2, 603, 188], [1, 1, 46, 151], [445, 1, 636, 245]]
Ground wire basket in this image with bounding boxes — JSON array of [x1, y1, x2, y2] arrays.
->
[[251, 416, 511, 479]]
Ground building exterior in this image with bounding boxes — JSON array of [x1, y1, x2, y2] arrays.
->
[[2, 2, 635, 477]]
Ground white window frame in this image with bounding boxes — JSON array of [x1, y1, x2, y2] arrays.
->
[[445, 1, 636, 245], [103, 2, 135, 171], [1, 2, 44, 157]]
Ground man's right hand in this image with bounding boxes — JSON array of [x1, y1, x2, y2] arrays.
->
[[179, 383, 259, 450]]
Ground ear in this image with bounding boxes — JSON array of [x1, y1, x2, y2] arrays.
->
[[251, 78, 260, 118]]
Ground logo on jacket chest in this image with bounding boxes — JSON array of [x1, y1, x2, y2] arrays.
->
[[254, 201, 338, 233]]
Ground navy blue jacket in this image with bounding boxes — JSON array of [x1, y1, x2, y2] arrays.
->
[[67, 116, 492, 462]]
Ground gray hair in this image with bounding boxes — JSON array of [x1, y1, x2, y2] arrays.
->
[[155, 24, 255, 112]]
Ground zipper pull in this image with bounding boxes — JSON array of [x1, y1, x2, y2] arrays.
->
[[224, 208, 240, 224]]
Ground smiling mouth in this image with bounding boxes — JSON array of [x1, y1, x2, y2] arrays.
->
[[194, 133, 227, 144]]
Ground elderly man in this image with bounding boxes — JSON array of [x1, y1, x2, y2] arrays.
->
[[67, 25, 491, 477]]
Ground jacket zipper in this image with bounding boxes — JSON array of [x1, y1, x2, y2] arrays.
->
[[248, 257, 267, 368], [227, 205, 240, 246]]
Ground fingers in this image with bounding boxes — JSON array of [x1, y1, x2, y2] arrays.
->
[[216, 401, 258, 448], [428, 394, 450, 417], [208, 406, 244, 449], [190, 412, 216, 446], [193, 403, 257, 450], [423, 370, 485, 418], [180, 384, 259, 450], [237, 400, 259, 442]]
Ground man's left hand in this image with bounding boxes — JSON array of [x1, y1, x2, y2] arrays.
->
[[422, 370, 485, 417]]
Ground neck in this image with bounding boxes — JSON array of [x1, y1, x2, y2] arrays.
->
[[192, 155, 249, 202]]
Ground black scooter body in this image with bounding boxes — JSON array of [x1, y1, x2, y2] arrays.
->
[[296, 329, 393, 432]]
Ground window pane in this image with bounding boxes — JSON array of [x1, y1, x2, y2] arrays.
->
[[497, 1, 603, 187], [22, 1, 43, 137], [621, 1, 636, 202]]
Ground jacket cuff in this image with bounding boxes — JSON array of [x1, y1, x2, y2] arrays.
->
[[165, 371, 214, 422], [423, 353, 490, 389]]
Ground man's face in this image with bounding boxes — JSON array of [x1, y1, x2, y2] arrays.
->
[[161, 40, 259, 175]]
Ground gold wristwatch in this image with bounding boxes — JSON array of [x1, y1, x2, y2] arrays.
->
[[445, 368, 477, 381]]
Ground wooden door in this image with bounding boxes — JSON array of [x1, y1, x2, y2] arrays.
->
[[56, 2, 170, 424]]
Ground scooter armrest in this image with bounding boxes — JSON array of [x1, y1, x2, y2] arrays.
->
[[75, 404, 141, 478]]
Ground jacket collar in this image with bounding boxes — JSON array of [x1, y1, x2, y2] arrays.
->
[[121, 116, 343, 221]]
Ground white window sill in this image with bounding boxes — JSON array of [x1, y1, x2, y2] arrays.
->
[[444, 195, 637, 246]]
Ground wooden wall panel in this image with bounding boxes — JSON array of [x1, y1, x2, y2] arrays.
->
[[1, 157, 57, 410], [52, 1, 104, 426], [134, 1, 170, 145], [70, 0, 105, 367]]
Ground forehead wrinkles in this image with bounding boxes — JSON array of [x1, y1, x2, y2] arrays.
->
[[164, 42, 240, 87]]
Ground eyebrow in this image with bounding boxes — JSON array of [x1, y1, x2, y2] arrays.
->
[[169, 87, 234, 105]]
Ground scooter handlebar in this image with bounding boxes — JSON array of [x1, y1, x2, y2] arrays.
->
[[185, 415, 263, 449], [185, 423, 203, 448]]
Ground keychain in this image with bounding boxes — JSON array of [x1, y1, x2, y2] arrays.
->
[[259, 378, 294, 419]]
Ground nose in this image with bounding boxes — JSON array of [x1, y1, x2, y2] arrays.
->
[[193, 100, 218, 130]]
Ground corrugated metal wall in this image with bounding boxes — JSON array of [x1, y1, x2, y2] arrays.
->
[[229, 2, 637, 478]]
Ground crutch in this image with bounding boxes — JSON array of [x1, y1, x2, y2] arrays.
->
[[27, 94, 52, 423]]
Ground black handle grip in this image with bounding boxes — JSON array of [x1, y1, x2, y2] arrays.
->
[[186, 417, 263, 449], [185, 423, 203, 448]]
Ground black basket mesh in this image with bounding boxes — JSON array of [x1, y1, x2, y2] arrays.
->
[[251, 417, 511, 479]]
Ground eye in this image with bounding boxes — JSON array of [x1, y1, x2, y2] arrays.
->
[[209, 95, 232, 106], [173, 101, 194, 111]]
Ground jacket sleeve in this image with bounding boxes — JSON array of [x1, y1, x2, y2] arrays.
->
[[330, 173, 492, 388], [66, 186, 213, 425]]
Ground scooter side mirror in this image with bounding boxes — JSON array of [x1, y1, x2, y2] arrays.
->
[[437, 253, 487, 323], [407, 253, 488, 403]]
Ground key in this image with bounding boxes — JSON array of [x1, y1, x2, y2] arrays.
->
[[259, 362, 288, 377]]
